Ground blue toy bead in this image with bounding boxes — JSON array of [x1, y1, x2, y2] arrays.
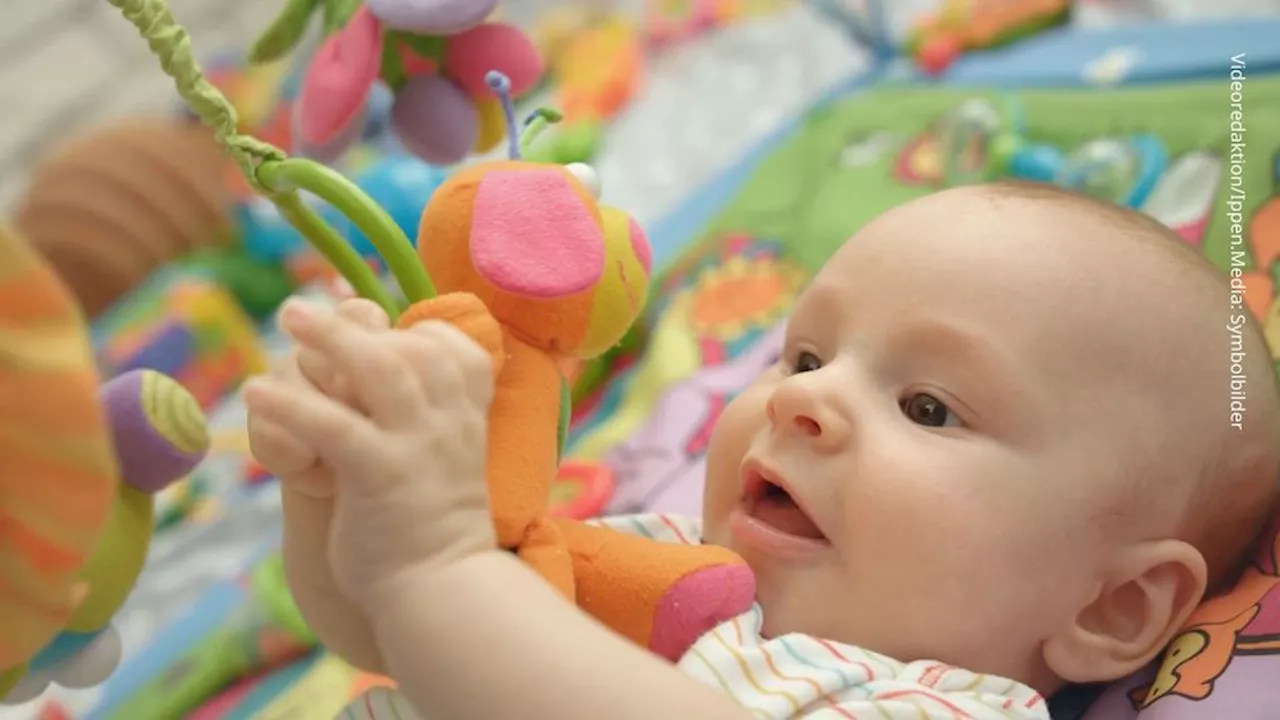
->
[[1121, 134, 1167, 208], [1009, 144, 1065, 183], [237, 196, 308, 262], [329, 155, 447, 257]]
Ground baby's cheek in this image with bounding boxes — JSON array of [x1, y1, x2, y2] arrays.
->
[[844, 465, 993, 564], [702, 388, 769, 537]]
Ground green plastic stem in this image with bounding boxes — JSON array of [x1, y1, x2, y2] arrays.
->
[[257, 159, 437, 308]]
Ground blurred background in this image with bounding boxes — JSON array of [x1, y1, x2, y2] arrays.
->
[[5, 0, 1276, 209], [2, 1, 1280, 718]]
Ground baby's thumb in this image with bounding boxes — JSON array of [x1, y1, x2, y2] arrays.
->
[[249, 415, 319, 477], [252, 433, 334, 498]]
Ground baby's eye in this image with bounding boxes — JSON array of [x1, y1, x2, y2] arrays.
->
[[900, 393, 961, 428], [792, 351, 822, 374]]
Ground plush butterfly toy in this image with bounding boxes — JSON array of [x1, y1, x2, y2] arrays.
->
[[251, 0, 544, 165], [0, 224, 209, 704]]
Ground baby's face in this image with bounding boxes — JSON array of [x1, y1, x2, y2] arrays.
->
[[701, 190, 1214, 682]]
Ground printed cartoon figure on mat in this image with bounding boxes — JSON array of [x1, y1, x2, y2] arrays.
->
[[605, 322, 787, 515], [1130, 523, 1280, 709], [569, 236, 800, 457], [570, 237, 805, 515]]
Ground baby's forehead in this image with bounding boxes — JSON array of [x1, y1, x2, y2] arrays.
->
[[812, 184, 1230, 393], [831, 185, 1210, 289]]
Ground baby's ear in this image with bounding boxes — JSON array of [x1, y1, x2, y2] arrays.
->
[[1042, 540, 1207, 684]]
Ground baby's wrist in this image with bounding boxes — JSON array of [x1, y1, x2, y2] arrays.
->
[[362, 548, 509, 617]]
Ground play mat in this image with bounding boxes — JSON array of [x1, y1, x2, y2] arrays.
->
[[34, 12, 1280, 720]]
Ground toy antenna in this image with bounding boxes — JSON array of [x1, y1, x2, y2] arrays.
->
[[519, 108, 563, 156], [485, 71, 522, 160]]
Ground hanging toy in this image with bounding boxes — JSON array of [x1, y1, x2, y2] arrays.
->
[[387, 73, 755, 661], [250, 0, 544, 165], [108, 0, 755, 670], [0, 224, 209, 702]]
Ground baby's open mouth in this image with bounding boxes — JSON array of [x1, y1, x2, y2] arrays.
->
[[744, 471, 826, 541]]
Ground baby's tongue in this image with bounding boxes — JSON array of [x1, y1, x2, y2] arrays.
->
[[754, 494, 824, 539]]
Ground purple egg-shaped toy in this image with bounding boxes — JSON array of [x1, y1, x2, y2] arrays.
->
[[391, 75, 479, 165], [100, 370, 209, 495]]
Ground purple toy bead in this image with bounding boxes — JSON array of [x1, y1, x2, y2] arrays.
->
[[100, 370, 209, 495], [365, 0, 497, 34], [391, 74, 479, 165]]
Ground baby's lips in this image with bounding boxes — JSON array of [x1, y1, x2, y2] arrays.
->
[[296, 5, 382, 152]]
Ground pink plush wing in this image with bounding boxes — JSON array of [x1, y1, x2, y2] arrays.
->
[[443, 22, 545, 98], [469, 169, 604, 298], [295, 6, 383, 159]]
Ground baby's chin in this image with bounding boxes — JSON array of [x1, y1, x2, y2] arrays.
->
[[700, 513, 732, 548]]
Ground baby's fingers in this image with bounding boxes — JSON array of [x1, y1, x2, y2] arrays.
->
[[245, 416, 333, 497], [247, 411, 315, 473], [282, 303, 423, 428], [407, 322, 495, 409], [294, 298, 392, 406], [335, 298, 391, 330], [296, 347, 348, 401], [244, 378, 377, 473]]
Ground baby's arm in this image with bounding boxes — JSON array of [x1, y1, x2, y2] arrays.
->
[[368, 551, 754, 720]]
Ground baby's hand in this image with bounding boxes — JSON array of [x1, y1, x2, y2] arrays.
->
[[244, 303, 497, 611], [248, 298, 390, 497]]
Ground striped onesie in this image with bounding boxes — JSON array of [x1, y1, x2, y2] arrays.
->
[[337, 514, 1050, 720]]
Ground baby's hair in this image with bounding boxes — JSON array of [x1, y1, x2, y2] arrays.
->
[[983, 179, 1280, 593]]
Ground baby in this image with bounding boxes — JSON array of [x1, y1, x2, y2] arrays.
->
[[245, 182, 1280, 719]]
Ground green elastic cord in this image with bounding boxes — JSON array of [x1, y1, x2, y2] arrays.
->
[[107, 0, 435, 320], [107, 0, 283, 193], [266, 187, 398, 316]]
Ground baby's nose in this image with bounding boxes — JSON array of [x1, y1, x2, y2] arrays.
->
[[766, 382, 847, 450], [791, 414, 821, 436]]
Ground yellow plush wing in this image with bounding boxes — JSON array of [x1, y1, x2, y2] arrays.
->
[[0, 222, 117, 669]]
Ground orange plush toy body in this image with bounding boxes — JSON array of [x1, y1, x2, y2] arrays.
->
[[392, 150, 755, 660]]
